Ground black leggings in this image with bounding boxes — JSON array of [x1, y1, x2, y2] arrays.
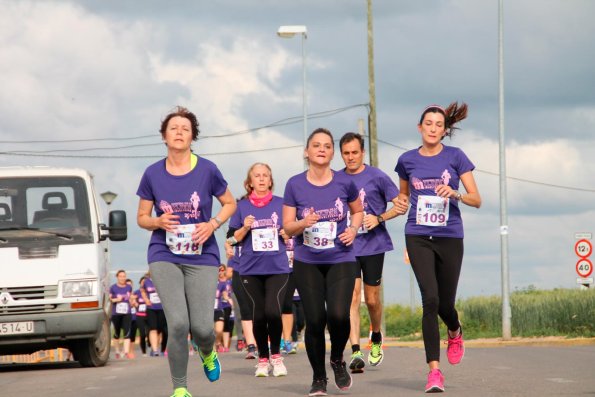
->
[[241, 273, 290, 358], [135, 315, 148, 354], [232, 270, 253, 321], [406, 235, 464, 363], [293, 260, 356, 379]]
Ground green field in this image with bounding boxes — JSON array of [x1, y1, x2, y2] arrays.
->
[[360, 287, 595, 340]]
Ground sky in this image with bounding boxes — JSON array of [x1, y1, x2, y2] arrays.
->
[[1, 0, 594, 305]]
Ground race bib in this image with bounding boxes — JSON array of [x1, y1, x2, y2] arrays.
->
[[149, 292, 161, 305], [252, 228, 279, 252], [115, 302, 129, 314], [303, 221, 337, 250], [166, 224, 202, 255], [416, 195, 450, 227], [286, 250, 294, 269], [138, 304, 147, 313]]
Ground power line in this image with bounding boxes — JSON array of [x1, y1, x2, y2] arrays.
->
[[377, 138, 595, 193], [0, 103, 368, 145]]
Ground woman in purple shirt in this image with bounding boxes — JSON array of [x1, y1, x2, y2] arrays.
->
[[109, 269, 132, 359], [395, 103, 481, 393], [229, 163, 290, 377], [283, 128, 363, 396], [136, 106, 237, 397]]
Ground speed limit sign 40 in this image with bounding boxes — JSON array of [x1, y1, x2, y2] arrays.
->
[[576, 258, 593, 278], [575, 239, 592, 258]]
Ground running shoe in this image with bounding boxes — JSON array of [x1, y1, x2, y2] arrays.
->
[[425, 369, 445, 393], [199, 350, 221, 382], [289, 342, 297, 354], [308, 378, 328, 396], [254, 358, 270, 377], [150, 350, 160, 357], [245, 344, 257, 359], [270, 354, 288, 377], [330, 360, 352, 391], [171, 387, 192, 397], [368, 338, 384, 367], [349, 350, 365, 373], [283, 340, 293, 355], [280, 339, 285, 351], [114, 352, 121, 359], [125, 352, 135, 359], [236, 339, 246, 352], [446, 331, 465, 365]]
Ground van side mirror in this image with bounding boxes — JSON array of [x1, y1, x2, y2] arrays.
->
[[100, 210, 127, 241]]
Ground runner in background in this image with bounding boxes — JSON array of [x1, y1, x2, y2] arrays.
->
[[338, 132, 408, 373], [395, 102, 481, 393], [109, 270, 132, 359], [133, 276, 149, 356]]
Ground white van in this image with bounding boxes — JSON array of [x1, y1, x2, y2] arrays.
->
[[0, 167, 127, 367]]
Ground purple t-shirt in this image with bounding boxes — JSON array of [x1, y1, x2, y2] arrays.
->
[[109, 283, 132, 316], [339, 165, 399, 256], [215, 280, 232, 310], [283, 171, 359, 264], [136, 157, 228, 266], [142, 277, 163, 311], [395, 145, 475, 238], [229, 196, 290, 275], [134, 288, 147, 317]]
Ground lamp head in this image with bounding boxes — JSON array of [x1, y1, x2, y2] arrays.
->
[[277, 25, 307, 38]]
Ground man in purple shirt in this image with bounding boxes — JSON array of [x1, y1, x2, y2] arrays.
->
[[338, 132, 408, 373]]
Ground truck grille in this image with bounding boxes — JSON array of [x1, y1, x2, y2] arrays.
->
[[0, 285, 58, 300], [19, 246, 59, 259], [0, 304, 57, 315]]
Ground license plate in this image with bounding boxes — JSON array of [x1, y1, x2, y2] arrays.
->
[[0, 321, 34, 335]]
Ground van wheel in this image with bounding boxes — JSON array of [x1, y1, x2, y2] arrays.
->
[[70, 314, 111, 367]]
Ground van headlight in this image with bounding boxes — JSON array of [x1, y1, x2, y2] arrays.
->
[[63, 280, 96, 297]]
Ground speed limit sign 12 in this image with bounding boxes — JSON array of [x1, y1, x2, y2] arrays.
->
[[576, 258, 593, 278], [575, 239, 593, 258]]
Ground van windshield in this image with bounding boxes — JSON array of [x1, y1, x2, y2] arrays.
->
[[0, 176, 93, 245]]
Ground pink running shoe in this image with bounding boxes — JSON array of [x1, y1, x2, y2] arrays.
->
[[425, 369, 445, 393], [446, 332, 465, 365]]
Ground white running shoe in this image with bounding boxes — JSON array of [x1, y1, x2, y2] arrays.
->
[[270, 354, 288, 377], [255, 358, 271, 377]]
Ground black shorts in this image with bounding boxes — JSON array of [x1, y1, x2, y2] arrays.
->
[[146, 308, 166, 331], [354, 253, 385, 286], [222, 307, 233, 332], [214, 309, 225, 322], [111, 313, 131, 339]]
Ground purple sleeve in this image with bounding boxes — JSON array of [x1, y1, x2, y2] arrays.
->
[[394, 156, 409, 181], [379, 172, 399, 202], [210, 163, 228, 198], [109, 285, 115, 298], [229, 200, 242, 229], [283, 178, 297, 207], [456, 148, 475, 175], [346, 180, 359, 203], [136, 170, 154, 201]]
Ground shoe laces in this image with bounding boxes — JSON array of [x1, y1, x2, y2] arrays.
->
[[370, 341, 382, 357], [202, 352, 217, 371], [446, 333, 463, 349], [257, 358, 269, 368]]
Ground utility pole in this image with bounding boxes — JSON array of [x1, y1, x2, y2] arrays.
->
[[367, 0, 384, 337], [498, 0, 512, 340], [367, 0, 378, 168]]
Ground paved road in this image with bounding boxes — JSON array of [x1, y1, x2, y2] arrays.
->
[[1, 343, 594, 396]]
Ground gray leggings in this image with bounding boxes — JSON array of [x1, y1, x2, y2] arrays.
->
[[149, 261, 219, 389]]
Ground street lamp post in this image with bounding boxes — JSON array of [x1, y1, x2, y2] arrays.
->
[[277, 25, 308, 170]]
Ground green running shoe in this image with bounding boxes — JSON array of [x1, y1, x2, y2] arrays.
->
[[349, 350, 365, 373], [368, 340, 384, 367], [200, 350, 221, 382], [171, 387, 192, 397]]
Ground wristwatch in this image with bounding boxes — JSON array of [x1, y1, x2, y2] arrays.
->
[[453, 191, 463, 201], [377, 215, 385, 225]]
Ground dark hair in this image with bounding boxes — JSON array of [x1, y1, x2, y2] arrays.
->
[[160, 106, 200, 141], [306, 127, 334, 148], [419, 102, 468, 139], [339, 132, 365, 151], [116, 269, 126, 277]]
